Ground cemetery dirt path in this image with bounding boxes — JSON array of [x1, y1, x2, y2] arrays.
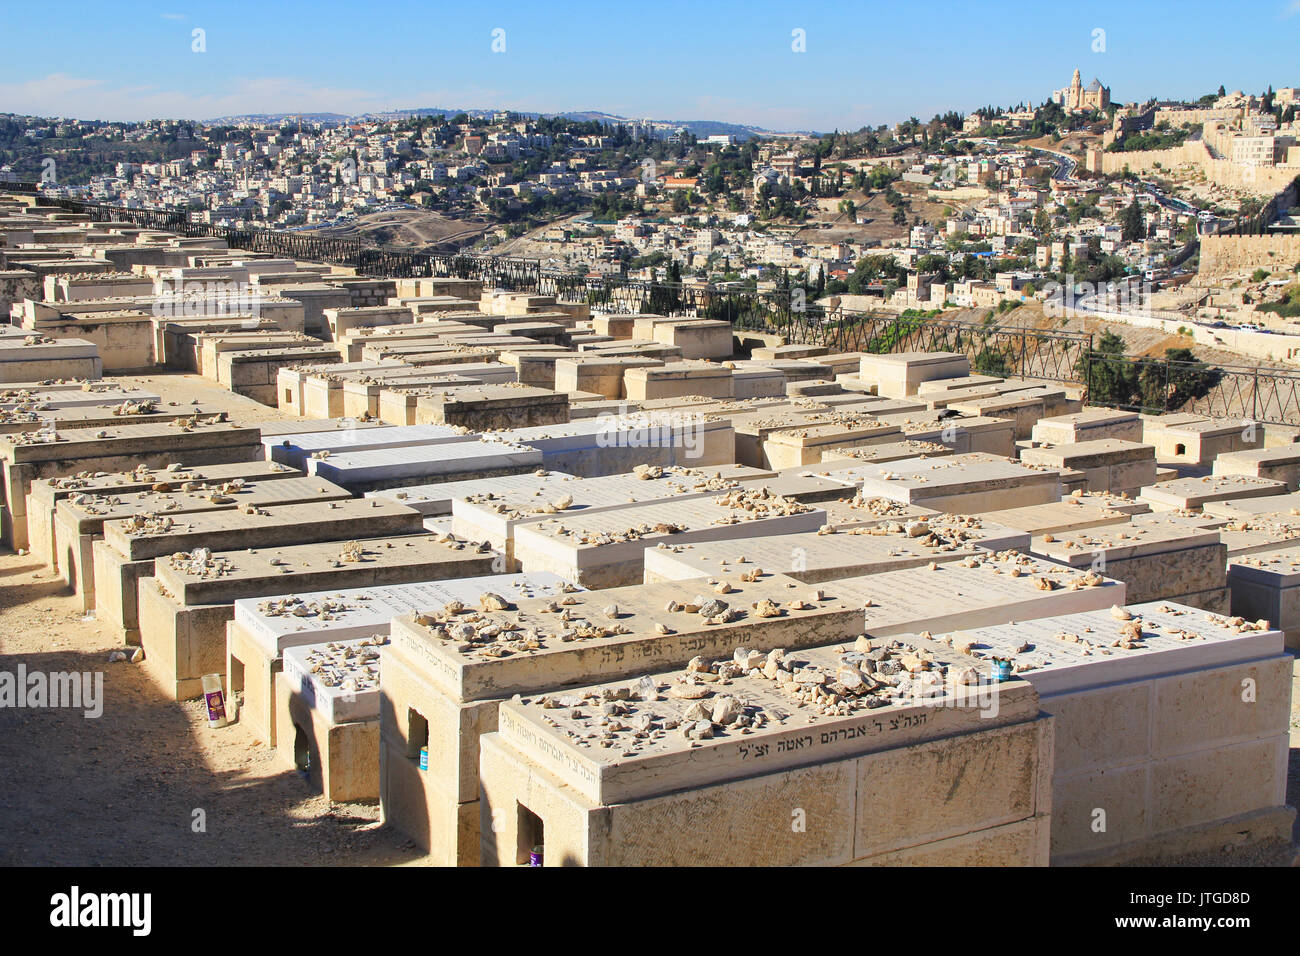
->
[[0, 549, 429, 866]]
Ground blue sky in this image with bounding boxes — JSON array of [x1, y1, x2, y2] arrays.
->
[[1, 1, 1297, 129]]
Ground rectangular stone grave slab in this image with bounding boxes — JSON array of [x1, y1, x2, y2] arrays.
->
[[451, 465, 763, 567], [762, 421, 904, 469], [1146, 419, 1262, 466], [27, 459, 299, 573], [511, 491, 826, 588], [265, 424, 470, 471], [477, 652, 1049, 865], [854, 452, 1060, 513], [816, 440, 953, 469], [365, 469, 574, 517], [1212, 445, 1300, 491], [138, 531, 499, 700], [94, 498, 424, 641], [55, 474, 351, 610], [933, 602, 1290, 863], [305, 439, 542, 493], [1030, 408, 1142, 445], [414, 383, 569, 430], [1030, 522, 1227, 609], [232, 572, 572, 748], [1138, 474, 1287, 512], [642, 513, 1025, 585], [497, 414, 736, 476], [975, 494, 1149, 537], [859, 352, 970, 398], [1019, 440, 1155, 496], [1, 420, 264, 550], [274, 666, 380, 802]]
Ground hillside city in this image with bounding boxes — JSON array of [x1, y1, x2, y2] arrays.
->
[[4, 74, 1299, 329]]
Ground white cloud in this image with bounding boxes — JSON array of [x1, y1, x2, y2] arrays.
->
[[0, 74, 407, 121], [0, 73, 536, 122], [1283, 0, 1300, 17]]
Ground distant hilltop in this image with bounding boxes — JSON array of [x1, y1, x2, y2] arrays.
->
[[205, 107, 817, 138]]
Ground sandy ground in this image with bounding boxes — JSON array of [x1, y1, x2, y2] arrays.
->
[[0, 547, 428, 866]]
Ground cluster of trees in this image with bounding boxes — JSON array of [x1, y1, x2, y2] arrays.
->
[[1106, 127, 1191, 153], [1078, 332, 1221, 412], [0, 117, 201, 185]]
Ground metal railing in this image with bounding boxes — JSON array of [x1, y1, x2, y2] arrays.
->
[[1082, 352, 1300, 425]]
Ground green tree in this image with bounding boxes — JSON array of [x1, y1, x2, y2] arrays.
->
[[1120, 197, 1145, 242], [1078, 330, 1136, 407]]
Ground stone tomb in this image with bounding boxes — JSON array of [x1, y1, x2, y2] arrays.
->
[[833, 553, 1124, 640], [379, 573, 862, 864], [1145, 418, 1262, 466], [854, 452, 1061, 514], [976, 493, 1149, 537], [859, 351, 970, 399], [552, 356, 662, 400], [138, 531, 500, 701], [1203, 491, 1300, 520], [814, 439, 953, 468], [708, 408, 879, 470], [305, 438, 542, 493], [265, 424, 470, 471], [414, 383, 569, 430], [622, 362, 734, 402], [93, 498, 425, 644], [1030, 409, 1142, 446], [494, 414, 736, 477], [217, 345, 341, 404], [1213, 444, 1300, 491], [55, 474, 351, 611], [301, 366, 458, 419], [1019, 440, 1156, 497], [813, 494, 937, 530], [647, 318, 733, 360], [277, 636, 386, 801], [642, 513, 1027, 585], [1227, 545, 1300, 650], [0, 400, 232, 437], [939, 604, 1292, 863], [27, 460, 298, 574], [1138, 474, 1287, 512], [870, 412, 1017, 458], [510, 490, 826, 588], [0, 336, 102, 383], [233, 573, 571, 750], [478, 648, 1049, 866], [366, 469, 574, 517], [1030, 522, 1228, 610], [1213, 514, 1300, 558], [948, 387, 1080, 440], [451, 465, 761, 567], [762, 421, 904, 469], [0, 383, 160, 411], [0, 420, 263, 550]]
